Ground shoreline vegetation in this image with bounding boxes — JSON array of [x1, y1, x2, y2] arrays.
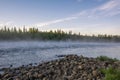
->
[[0, 55, 120, 80], [0, 26, 120, 42]]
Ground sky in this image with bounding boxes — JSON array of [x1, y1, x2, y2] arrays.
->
[[0, 0, 120, 35]]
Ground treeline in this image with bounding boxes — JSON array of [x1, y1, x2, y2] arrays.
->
[[0, 26, 120, 42]]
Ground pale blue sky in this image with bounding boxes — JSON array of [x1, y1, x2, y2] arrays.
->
[[0, 0, 120, 35]]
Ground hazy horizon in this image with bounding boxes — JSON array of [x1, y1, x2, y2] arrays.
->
[[0, 0, 120, 35]]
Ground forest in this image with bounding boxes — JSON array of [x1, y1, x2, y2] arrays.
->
[[0, 26, 120, 42]]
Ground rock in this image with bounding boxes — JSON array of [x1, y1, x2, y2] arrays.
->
[[0, 55, 119, 80], [37, 74, 42, 78], [92, 70, 98, 77], [10, 65, 13, 68], [78, 65, 83, 69], [0, 74, 1, 78], [3, 73, 11, 78], [15, 77, 21, 80], [56, 55, 66, 57], [7, 77, 14, 80], [87, 74, 93, 79]]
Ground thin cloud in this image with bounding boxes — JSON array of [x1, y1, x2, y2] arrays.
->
[[35, 0, 120, 27], [97, 0, 119, 11], [76, 0, 110, 2], [35, 16, 78, 27], [92, 0, 120, 17], [76, 0, 120, 17]]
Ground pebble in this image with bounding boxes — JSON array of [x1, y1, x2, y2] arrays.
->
[[0, 55, 120, 80]]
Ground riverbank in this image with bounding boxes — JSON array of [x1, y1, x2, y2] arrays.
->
[[0, 55, 120, 80]]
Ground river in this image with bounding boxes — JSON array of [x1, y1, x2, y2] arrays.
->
[[0, 41, 120, 68]]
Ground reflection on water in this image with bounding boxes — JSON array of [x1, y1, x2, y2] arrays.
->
[[0, 41, 120, 68]]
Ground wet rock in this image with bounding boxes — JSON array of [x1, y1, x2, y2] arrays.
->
[[56, 55, 66, 57]]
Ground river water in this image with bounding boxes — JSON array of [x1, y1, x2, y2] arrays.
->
[[0, 41, 120, 68]]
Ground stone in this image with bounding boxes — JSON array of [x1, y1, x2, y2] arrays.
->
[[78, 65, 83, 69], [0, 55, 119, 80], [92, 70, 98, 77], [3, 73, 11, 78]]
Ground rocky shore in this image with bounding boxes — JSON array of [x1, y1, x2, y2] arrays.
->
[[0, 55, 120, 80]]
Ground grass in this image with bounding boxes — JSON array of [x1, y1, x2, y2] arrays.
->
[[98, 56, 120, 80], [97, 56, 119, 62], [101, 67, 120, 80]]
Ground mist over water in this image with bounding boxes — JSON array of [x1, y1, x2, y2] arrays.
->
[[0, 41, 120, 68]]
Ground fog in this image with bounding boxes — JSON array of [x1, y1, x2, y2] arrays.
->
[[0, 41, 120, 68]]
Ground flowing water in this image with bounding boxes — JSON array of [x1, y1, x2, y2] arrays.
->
[[0, 41, 120, 68]]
